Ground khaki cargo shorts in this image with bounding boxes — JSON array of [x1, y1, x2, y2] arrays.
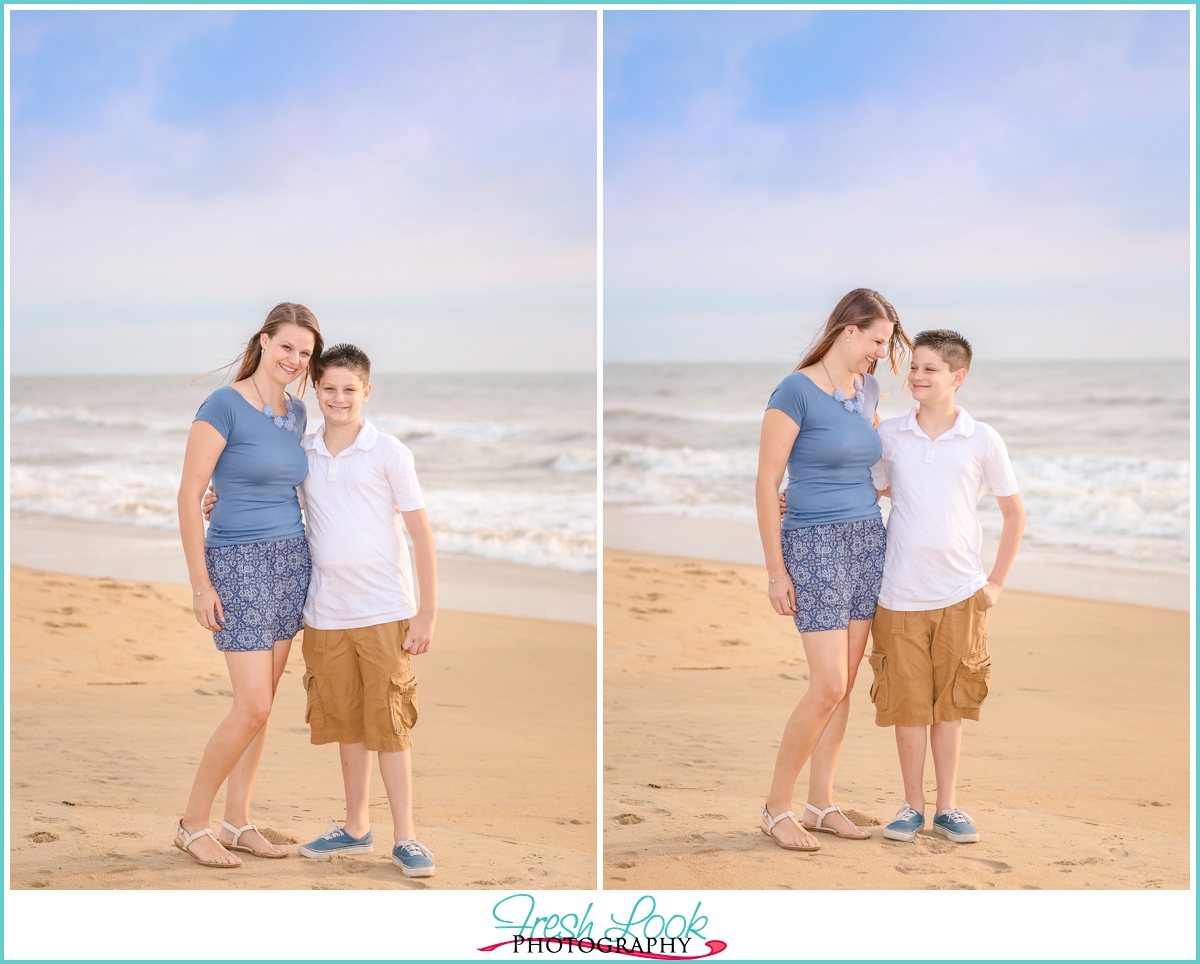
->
[[301, 620, 418, 752], [867, 589, 992, 727]]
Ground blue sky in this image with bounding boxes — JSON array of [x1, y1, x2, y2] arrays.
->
[[11, 11, 596, 373], [604, 11, 1191, 362]]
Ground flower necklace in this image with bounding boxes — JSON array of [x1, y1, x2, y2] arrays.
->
[[820, 358, 864, 414], [249, 375, 298, 433]]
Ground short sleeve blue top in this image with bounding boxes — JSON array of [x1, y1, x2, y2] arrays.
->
[[194, 386, 309, 548], [767, 371, 882, 529]]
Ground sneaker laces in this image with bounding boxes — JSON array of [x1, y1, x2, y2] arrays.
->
[[892, 798, 921, 821], [940, 807, 973, 825], [319, 816, 345, 841], [396, 839, 434, 860]]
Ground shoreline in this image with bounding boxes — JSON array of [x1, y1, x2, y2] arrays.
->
[[603, 506, 1190, 612], [10, 511, 596, 625], [603, 549, 1190, 890]]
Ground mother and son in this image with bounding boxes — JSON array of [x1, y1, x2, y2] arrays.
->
[[172, 302, 438, 876], [756, 288, 1026, 851]]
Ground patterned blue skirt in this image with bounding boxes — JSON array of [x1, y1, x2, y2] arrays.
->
[[781, 518, 886, 634], [205, 536, 311, 652]]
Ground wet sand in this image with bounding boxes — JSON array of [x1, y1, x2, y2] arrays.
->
[[10, 566, 596, 890], [603, 550, 1190, 890]]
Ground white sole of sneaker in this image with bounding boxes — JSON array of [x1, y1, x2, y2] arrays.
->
[[932, 823, 979, 843], [882, 826, 921, 841], [298, 843, 375, 860], [392, 855, 436, 877]]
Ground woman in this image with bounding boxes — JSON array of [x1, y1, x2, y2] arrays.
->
[[755, 288, 910, 851], [173, 302, 323, 867]]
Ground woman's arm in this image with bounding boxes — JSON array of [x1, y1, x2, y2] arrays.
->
[[400, 508, 437, 655], [983, 493, 1026, 608], [756, 409, 801, 616], [178, 421, 227, 631]]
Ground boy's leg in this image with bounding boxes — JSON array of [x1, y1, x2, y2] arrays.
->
[[378, 749, 415, 842], [894, 725, 928, 813], [340, 742, 373, 838], [930, 720, 962, 813]]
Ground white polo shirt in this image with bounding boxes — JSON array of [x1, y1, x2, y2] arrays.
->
[[871, 407, 1019, 612], [300, 419, 426, 630]]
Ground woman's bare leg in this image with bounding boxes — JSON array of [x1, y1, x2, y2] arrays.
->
[[803, 619, 872, 834], [763, 629, 849, 847], [217, 639, 292, 856], [177, 649, 278, 864]]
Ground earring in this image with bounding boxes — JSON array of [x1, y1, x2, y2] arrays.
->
[[845, 337, 850, 342]]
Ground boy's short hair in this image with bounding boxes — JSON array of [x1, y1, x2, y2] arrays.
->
[[913, 329, 973, 372], [315, 343, 371, 384]]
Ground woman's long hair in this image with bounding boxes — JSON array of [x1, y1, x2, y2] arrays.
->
[[796, 288, 911, 377], [229, 302, 324, 396]]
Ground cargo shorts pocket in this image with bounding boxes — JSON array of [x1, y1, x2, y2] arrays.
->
[[952, 650, 991, 708], [389, 671, 419, 736], [302, 670, 324, 727], [868, 652, 888, 710]]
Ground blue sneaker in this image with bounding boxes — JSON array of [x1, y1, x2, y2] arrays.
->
[[882, 800, 925, 841], [392, 839, 436, 877], [932, 807, 980, 843], [298, 818, 375, 860]]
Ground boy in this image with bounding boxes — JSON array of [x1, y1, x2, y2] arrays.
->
[[868, 330, 1025, 844], [293, 343, 439, 876]]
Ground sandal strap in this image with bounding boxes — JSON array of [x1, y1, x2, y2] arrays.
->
[[804, 803, 843, 830], [220, 820, 257, 848], [761, 806, 799, 832], [176, 822, 216, 850]]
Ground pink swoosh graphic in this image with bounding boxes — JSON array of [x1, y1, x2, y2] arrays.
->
[[477, 938, 728, 960]]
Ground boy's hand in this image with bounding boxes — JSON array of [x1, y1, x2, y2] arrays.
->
[[777, 491, 787, 518], [202, 484, 218, 521], [982, 582, 1003, 608], [404, 611, 435, 655]]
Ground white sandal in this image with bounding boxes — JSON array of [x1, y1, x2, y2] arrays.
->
[[760, 805, 820, 852], [803, 803, 871, 840], [174, 820, 241, 868], [220, 820, 288, 859]]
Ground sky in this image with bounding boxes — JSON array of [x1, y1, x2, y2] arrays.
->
[[10, 11, 596, 374], [604, 11, 1192, 363]]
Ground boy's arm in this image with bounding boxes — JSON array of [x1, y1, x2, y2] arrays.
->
[[983, 493, 1025, 608], [400, 508, 437, 655]]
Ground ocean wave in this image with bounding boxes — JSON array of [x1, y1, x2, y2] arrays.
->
[[604, 406, 763, 425], [551, 450, 598, 474], [605, 442, 758, 480], [11, 405, 191, 434], [9, 463, 596, 572], [368, 412, 526, 443]]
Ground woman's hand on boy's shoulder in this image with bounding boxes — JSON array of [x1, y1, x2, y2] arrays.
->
[[404, 611, 435, 655], [202, 484, 217, 520]]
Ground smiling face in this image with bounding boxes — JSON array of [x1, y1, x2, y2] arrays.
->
[[843, 318, 894, 373], [258, 323, 316, 388], [908, 344, 967, 406], [315, 365, 371, 427]]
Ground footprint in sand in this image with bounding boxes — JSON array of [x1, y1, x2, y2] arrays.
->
[[28, 831, 57, 843], [966, 857, 1011, 873], [614, 813, 644, 825]]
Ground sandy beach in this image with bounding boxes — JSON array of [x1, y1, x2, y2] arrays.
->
[[10, 566, 596, 890], [603, 549, 1190, 890]]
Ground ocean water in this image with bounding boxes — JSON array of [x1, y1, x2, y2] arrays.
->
[[11, 372, 597, 572], [605, 361, 1191, 572]]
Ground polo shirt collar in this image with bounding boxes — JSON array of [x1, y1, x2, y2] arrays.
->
[[899, 406, 976, 441], [302, 418, 380, 456]]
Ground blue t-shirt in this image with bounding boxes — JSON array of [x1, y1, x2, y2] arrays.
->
[[195, 386, 309, 548], [767, 371, 882, 529]]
